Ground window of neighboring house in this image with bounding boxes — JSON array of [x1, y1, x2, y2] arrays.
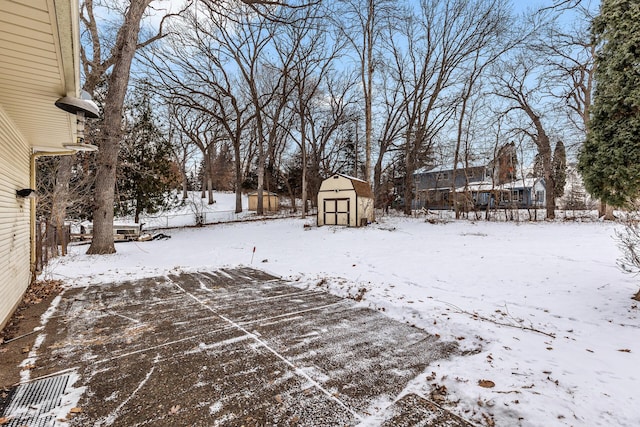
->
[[535, 190, 544, 203], [512, 190, 522, 202], [436, 172, 449, 181]]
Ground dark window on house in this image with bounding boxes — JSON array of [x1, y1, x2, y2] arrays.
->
[[512, 190, 522, 202]]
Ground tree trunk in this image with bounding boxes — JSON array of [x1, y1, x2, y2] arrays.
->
[[526, 108, 556, 220], [181, 170, 188, 200], [599, 201, 615, 220], [539, 139, 556, 220], [403, 140, 415, 216], [257, 140, 265, 215], [234, 137, 243, 214], [364, 0, 374, 182], [301, 148, 307, 218], [373, 154, 384, 208], [207, 147, 215, 205], [51, 156, 72, 256], [87, 0, 151, 255]]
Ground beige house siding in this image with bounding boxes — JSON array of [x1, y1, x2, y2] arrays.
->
[[0, 106, 32, 329], [317, 174, 374, 227], [1, 0, 82, 328]]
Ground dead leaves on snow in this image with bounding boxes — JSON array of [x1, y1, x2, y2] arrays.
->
[[478, 379, 496, 388], [429, 384, 448, 404], [22, 280, 64, 306]]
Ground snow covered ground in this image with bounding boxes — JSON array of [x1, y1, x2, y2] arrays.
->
[[43, 193, 639, 426]]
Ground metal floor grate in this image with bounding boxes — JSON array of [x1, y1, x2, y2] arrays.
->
[[2, 374, 70, 427]]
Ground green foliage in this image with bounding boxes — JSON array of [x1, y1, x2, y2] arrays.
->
[[552, 141, 567, 199], [578, 0, 640, 207], [116, 87, 180, 221], [336, 127, 360, 178]]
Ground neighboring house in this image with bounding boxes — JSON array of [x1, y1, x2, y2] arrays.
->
[[0, 1, 88, 328], [503, 178, 546, 209], [317, 174, 374, 227], [247, 191, 280, 212], [454, 178, 546, 210], [411, 163, 546, 211], [412, 163, 489, 209]]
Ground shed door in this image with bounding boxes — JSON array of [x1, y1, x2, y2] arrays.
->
[[324, 198, 350, 226]]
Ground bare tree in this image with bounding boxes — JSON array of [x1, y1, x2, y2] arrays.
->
[[336, 0, 398, 183], [386, 0, 504, 215], [84, 0, 185, 254], [490, 5, 597, 220], [449, 0, 512, 218], [170, 106, 222, 205], [493, 52, 561, 219], [371, 64, 407, 209], [85, 0, 301, 253], [305, 71, 361, 204], [145, 4, 260, 214], [277, 4, 347, 217], [166, 107, 197, 201], [540, 5, 607, 218]]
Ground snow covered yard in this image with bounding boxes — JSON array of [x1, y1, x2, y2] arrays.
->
[[44, 215, 639, 426]]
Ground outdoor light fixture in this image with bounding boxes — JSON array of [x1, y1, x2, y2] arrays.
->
[[62, 142, 98, 152], [54, 94, 100, 119], [16, 188, 37, 199], [55, 91, 100, 148]]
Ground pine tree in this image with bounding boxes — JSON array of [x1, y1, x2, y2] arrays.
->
[[578, 0, 640, 207], [552, 141, 567, 199], [117, 87, 180, 223]]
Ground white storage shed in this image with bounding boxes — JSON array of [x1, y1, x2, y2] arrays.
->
[[317, 174, 374, 227]]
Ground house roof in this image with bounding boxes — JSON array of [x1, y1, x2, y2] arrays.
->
[[502, 178, 544, 190], [0, 0, 80, 151], [248, 191, 279, 196], [454, 181, 503, 193], [454, 178, 544, 193], [414, 162, 487, 175]]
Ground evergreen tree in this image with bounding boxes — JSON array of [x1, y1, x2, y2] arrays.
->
[[336, 127, 358, 178], [211, 143, 236, 191], [532, 154, 544, 178], [117, 87, 180, 223], [552, 141, 567, 199], [578, 0, 640, 207]]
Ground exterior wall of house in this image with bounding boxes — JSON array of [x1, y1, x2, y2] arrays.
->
[[248, 193, 279, 212], [0, 105, 32, 329], [412, 166, 487, 210], [357, 196, 374, 225], [532, 181, 546, 207]]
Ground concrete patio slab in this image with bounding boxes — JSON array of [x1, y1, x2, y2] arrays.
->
[[4, 267, 474, 426]]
